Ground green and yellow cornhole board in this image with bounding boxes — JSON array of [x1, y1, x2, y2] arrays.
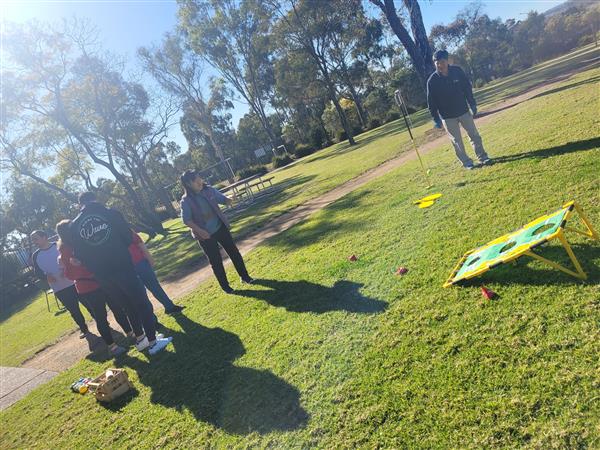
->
[[444, 201, 598, 287]]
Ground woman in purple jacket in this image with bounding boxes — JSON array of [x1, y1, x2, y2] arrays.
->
[[180, 170, 253, 293]]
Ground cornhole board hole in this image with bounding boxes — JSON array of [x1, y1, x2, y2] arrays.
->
[[444, 201, 598, 287]]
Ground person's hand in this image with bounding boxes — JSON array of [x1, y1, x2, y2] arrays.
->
[[192, 228, 211, 241], [471, 106, 478, 117], [433, 118, 443, 129]]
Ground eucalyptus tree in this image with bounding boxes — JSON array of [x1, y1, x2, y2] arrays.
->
[[178, 0, 280, 149], [270, 0, 361, 145], [1, 21, 176, 233], [368, 0, 435, 86]]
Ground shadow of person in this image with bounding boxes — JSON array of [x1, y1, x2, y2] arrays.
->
[[116, 315, 308, 435], [235, 279, 388, 314]]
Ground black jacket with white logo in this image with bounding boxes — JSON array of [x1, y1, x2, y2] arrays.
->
[[69, 202, 134, 277]]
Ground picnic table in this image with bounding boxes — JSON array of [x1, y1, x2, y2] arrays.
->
[[219, 174, 275, 204]]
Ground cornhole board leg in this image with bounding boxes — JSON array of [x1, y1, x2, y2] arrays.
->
[[524, 231, 587, 280]]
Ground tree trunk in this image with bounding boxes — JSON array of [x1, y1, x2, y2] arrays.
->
[[320, 63, 356, 145], [370, 0, 435, 87]]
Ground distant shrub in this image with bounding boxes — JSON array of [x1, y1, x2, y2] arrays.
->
[[293, 144, 316, 158], [336, 130, 348, 142], [272, 154, 294, 168], [385, 111, 400, 122], [368, 118, 381, 129], [236, 165, 268, 180]]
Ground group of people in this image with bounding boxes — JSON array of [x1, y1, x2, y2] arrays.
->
[[32, 171, 253, 358], [31, 49, 482, 358]]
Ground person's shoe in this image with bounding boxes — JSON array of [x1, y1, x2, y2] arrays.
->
[[79, 330, 89, 339], [464, 163, 475, 170], [127, 331, 136, 340], [148, 337, 173, 355], [135, 336, 150, 351], [480, 157, 492, 166], [241, 277, 255, 285], [109, 344, 127, 357], [222, 286, 234, 294], [165, 305, 185, 315]]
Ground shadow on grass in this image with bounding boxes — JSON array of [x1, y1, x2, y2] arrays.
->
[[235, 278, 387, 314], [116, 315, 308, 435], [0, 286, 48, 325], [266, 190, 370, 252], [460, 243, 600, 287], [492, 137, 600, 164]]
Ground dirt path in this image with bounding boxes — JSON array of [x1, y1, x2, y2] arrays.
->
[[20, 69, 583, 375]]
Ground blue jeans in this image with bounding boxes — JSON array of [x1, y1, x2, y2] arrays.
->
[[135, 258, 175, 310]]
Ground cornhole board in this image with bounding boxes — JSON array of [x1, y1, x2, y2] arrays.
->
[[444, 201, 598, 287]]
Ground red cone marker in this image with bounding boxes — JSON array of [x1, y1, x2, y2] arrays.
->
[[395, 267, 408, 275], [348, 254, 358, 262], [481, 286, 496, 300]]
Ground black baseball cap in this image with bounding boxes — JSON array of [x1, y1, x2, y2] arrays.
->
[[433, 49, 449, 61]]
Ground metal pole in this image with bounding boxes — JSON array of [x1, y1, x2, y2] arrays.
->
[[394, 89, 431, 186]]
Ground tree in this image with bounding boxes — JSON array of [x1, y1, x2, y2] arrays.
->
[[271, 0, 359, 145], [178, 0, 280, 149], [1, 21, 177, 234], [368, 0, 435, 87], [138, 33, 234, 176]]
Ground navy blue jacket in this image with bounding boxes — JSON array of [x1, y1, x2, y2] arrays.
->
[[69, 202, 134, 277], [427, 65, 476, 122]]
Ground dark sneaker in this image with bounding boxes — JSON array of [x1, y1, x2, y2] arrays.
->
[[464, 163, 475, 170], [222, 286, 235, 294], [241, 277, 255, 285], [165, 305, 185, 315], [480, 158, 492, 166]]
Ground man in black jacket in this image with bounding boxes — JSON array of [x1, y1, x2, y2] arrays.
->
[[427, 49, 491, 169], [70, 192, 171, 355]]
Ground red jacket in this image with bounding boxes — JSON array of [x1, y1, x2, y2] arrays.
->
[[58, 243, 100, 294], [128, 231, 146, 265]]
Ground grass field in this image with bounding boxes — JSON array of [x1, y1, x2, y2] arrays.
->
[[1, 55, 598, 447], [0, 290, 92, 367], [145, 44, 599, 282]]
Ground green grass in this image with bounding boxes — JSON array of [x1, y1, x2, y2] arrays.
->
[[1, 62, 598, 448], [145, 43, 600, 282], [1, 44, 596, 370], [0, 290, 92, 366]]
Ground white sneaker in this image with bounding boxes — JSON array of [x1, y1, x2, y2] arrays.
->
[[135, 336, 150, 351], [148, 337, 173, 355]]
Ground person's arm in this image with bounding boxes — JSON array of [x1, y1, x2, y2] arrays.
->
[[211, 186, 233, 206], [31, 250, 44, 279], [181, 199, 210, 240], [459, 67, 477, 115], [427, 78, 443, 128], [133, 232, 156, 266]]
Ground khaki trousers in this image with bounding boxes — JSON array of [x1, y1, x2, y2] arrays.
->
[[442, 112, 488, 166]]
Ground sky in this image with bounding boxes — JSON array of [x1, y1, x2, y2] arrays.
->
[[1, 0, 564, 153]]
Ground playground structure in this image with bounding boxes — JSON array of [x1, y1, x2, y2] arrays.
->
[[444, 201, 599, 287]]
